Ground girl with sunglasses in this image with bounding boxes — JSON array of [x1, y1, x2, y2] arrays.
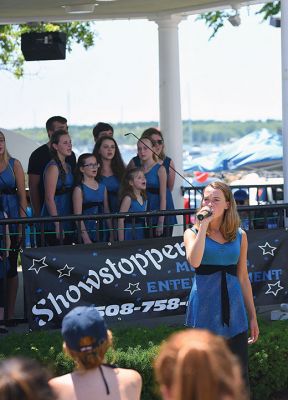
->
[[128, 128, 177, 236], [73, 153, 112, 244]]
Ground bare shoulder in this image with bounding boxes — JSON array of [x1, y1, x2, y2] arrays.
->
[[116, 367, 142, 395], [49, 373, 72, 387]]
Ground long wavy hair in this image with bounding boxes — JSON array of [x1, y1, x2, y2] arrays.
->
[[64, 330, 113, 371], [141, 127, 166, 160], [154, 329, 247, 400], [0, 131, 11, 164], [50, 130, 70, 187], [93, 136, 126, 181], [195, 181, 240, 241], [119, 167, 147, 202]]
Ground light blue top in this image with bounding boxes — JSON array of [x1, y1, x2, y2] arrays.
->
[[185, 227, 248, 338]]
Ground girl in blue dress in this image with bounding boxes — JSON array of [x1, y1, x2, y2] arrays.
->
[[128, 128, 177, 236], [0, 130, 26, 322], [93, 136, 126, 213], [118, 167, 147, 241], [41, 130, 74, 246], [73, 153, 112, 244], [184, 181, 259, 385], [93, 136, 126, 240], [137, 137, 167, 237]]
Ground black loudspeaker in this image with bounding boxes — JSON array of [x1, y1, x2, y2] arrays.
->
[[21, 32, 67, 61]]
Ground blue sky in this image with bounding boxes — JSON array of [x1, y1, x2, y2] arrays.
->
[[0, 5, 282, 129]]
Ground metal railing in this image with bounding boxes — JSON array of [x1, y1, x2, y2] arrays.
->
[[0, 205, 287, 324], [182, 183, 284, 209]]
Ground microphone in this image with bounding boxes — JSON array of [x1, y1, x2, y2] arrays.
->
[[196, 209, 212, 221]]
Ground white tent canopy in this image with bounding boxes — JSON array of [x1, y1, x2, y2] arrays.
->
[[0, 128, 39, 172]]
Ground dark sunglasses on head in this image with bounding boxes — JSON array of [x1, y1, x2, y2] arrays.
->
[[153, 139, 163, 145]]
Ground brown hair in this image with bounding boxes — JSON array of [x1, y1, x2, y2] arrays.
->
[[141, 127, 166, 160], [64, 330, 113, 370], [154, 329, 246, 400], [0, 357, 56, 400], [195, 181, 240, 241], [93, 136, 126, 181], [119, 167, 147, 202]]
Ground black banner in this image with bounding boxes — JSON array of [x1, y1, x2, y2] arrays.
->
[[21, 230, 288, 331]]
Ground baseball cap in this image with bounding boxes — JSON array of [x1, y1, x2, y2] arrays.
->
[[233, 189, 249, 202], [61, 306, 108, 352]]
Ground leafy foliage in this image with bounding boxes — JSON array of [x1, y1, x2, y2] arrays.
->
[[14, 119, 282, 149], [0, 320, 287, 400], [198, 1, 280, 40], [0, 22, 97, 78]]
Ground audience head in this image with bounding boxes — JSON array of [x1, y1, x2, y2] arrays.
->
[[141, 127, 165, 159], [0, 357, 56, 400], [93, 135, 126, 179], [61, 305, 112, 370], [0, 130, 11, 162], [120, 167, 146, 202], [74, 153, 99, 185], [46, 116, 68, 138], [93, 122, 114, 143], [154, 329, 246, 400], [233, 189, 249, 206]]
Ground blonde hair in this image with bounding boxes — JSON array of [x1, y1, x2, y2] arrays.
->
[[0, 131, 11, 164], [195, 181, 240, 241], [154, 329, 246, 400], [137, 137, 158, 162], [64, 330, 113, 370]]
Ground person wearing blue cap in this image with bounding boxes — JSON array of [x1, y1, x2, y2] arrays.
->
[[49, 305, 142, 400]]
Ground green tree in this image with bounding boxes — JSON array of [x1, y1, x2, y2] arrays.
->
[[197, 1, 280, 39], [0, 22, 96, 78]]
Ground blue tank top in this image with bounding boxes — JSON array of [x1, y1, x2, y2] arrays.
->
[[41, 160, 74, 230], [100, 175, 120, 213], [185, 227, 248, 338], [0, 158, 20, 232]]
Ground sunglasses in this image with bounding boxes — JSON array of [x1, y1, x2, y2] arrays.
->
[[153, 139, 163, 145]]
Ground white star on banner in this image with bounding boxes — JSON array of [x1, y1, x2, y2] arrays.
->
[[265, 281, 284, 297], [57, 264, 74, 278], [28, 256, 48, 274], [124, 282, 141, 295], [258, 242, 277, 256]]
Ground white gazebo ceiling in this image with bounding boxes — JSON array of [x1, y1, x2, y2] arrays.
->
[[0, 0, 269, 24]]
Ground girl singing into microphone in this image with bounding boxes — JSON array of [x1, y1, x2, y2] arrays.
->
[[184, 181, 259, 387]]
